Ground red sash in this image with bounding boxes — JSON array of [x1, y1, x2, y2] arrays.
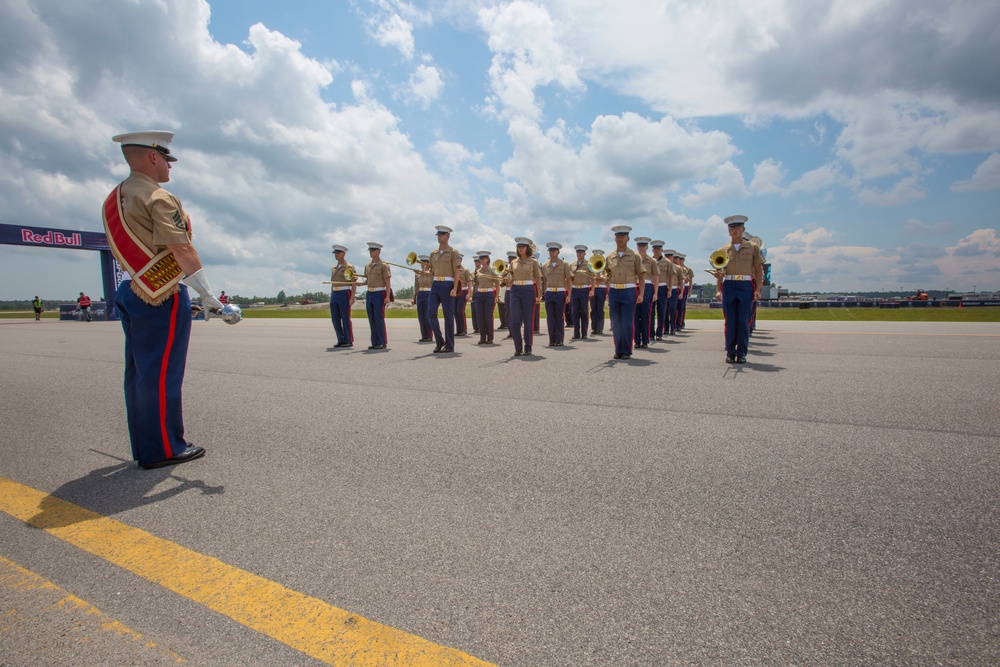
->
[[102, 184, 183, 305]]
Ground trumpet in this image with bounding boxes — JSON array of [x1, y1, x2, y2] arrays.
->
[[709, 249, 729, 270]]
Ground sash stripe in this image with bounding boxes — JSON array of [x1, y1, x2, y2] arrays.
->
[[158, 293, 180, 459]]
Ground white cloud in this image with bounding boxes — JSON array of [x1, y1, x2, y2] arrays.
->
[[679, 162, 749, 208], [857, 176, 926, 206], [408, 63, 443, 107], [951, 153, 1000, 192], [371, 13, 416, 59]]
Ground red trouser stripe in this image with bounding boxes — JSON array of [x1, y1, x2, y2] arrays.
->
[[158, 294, 180, 459]]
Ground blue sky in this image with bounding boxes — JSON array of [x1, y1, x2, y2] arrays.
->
[[1, 0, 999, 300]]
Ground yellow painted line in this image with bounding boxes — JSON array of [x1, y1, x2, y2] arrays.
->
[[0, 554, 186, 662], [0, 477, 498, 667]]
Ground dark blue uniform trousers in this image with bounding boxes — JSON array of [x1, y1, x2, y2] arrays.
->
[[571, 287, 589, 337], [667, 288, 678, 334], [415, 290, 431, 339], [653, 284, 668, 337], [634, 282, 654, 346], [428, 281, 456, 348], [723, 279, 753, 356], [609, 287, 636, 356], [329, 289, 353, 345], [366, 289, 387, 346], [509, 285, 536, 353], [590, 286, 607, 333], [454, 290, 468, 334], [473, 291, 495, 340], [116, 281, 191, 466], [544, 291, 567, 345]]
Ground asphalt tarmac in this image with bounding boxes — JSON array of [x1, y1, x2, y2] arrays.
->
[[1, 317, 998, 666]]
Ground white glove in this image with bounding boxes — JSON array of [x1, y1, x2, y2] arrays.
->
[[185, 269, 224, 311]]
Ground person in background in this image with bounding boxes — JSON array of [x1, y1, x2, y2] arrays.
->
[[77, 292, 93, 322], [32, 295, 44, 321]]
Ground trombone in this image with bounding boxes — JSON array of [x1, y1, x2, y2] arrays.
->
[[324, 267, 366, 285], [709, 249, 729, 270], [384, 251, 431, 275]]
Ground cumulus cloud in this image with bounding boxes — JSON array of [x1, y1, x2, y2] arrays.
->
[[857, 176, 926, 207], [408, 63, 443, 107], [951, 153, 1000, 192]]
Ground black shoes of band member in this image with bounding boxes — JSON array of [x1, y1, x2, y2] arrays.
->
[[487, 339, 494, 344], [440, 346, 455, 353], [736, 356, 747, 364], [368, 344, 386, 350], [477, 339, 487, 345], [571, 335, 581, 340], [140, 445, 205, 470], [418, 338, 433, 342], [726, 354, 736, 364], [614, 353, 622, 359]]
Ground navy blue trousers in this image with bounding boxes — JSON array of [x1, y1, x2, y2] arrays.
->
[[571, 287, 590, 337], [428, 281, 456, 348], [544, 291, 567, 345], [590, 287, 607, 333], [608, 287, 636, 356], [329, 289, 353, 345], [116, 282, 191, 466], [474, 291, 495, 340], [454, 291, 468, 334], [634, 283, 654, 346], [667, 289, 678, 334], [415, 290, 431, 339], [653, 284, 668, 337], [509, 285, 536, 353], [723, 280, 753, 356], [366, 289, 387, 346]]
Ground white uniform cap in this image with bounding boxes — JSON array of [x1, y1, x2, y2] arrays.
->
[[663, 249, 676, 256], [612, 225, 632, 235], [418, 254, 430, 262], [435, 225, 453, 234], [634, 236, 651, 245], [591, 248, 605, 256], [742, 231, 752, 240], [331, 244, 348, 253], [112, 130, 177, 162], [477, 250, 491, 257], [507, 251, 517, 258], [514, 237, 532, 246], [367, 242, 382, 250], [546, 242, 562, 250], [725, 214, 749, 226], [676, 253, 687, 259], [651, 240, 665, 247], [574, 244, 588, 252]]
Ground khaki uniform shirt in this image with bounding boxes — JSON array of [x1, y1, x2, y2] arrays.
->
[[509, 257, 542, 284], [429, 245, 461, 279], [330, 262, 357, 284], [364, 260, 391, 289], [541, 258, 572, 290], [655, 256, 674, 289], [717, 243, 763, 277], [639, 255, 659, 284], [460, 267, 473, 291], [414, 269, 433, 291], [120, 173, 192, 251], [605, 248, 644, 285], [474, 267, 500, 290], [571, 259, 594, 287]]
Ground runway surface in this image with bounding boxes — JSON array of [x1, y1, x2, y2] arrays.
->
[[1, 317, 998, 666]]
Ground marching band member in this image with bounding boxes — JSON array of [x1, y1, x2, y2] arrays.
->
[[502, 250, 516, 338], [508, 238, 542, 356], [715, 215, 763, 364], [676, 253, 693, 330], [666, 250, 682, 335], [330, 244, 356, 348], [632, 237, 658, 349], [651, 240, 672, 340], [363, 242, 391, 350], [104, 130, 212, 469], [428, 225, 461, 353], [541, 242, 573, 347], [412, 254, 433, 342], [570, 244, 595, 340], [473, 251, 499, 344], [590, 249, 607, 335], [605, 226, 644, 360]]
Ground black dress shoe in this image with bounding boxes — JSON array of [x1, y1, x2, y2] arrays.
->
[[581, 335, 587, 339], [342, 343, 353, 348], [487, 339, 494, 343], [524, 348, 532, 355], [726, 354, 736, 363], [736, 356, 747, 364], [621, 354, 631, 360], [477, 340, 487, 345], [140, 445, 205, 470], [418, 338, 433, 342], [441, 346, 454, 353], [614, 353, 622, 359], [368, 345, 378, 349], [571, 335, 581, 340], [433, 345, 444, 353]]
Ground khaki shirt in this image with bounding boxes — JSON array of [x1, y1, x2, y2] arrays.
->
[[330, 262, 357, 284], [571, 259, 594, 287], [655, 256, 674, 289], [541, 258, 573, 289], [474, 267, 500, 290], [639, 255, 659, 284], [120, 173, 192, 251], [460, 267, 473, 291], [717, 242, 763, 276], [429, 245, 461, 279], [364, 261, 391, 289], [605, 248, 644, 285], [683, 265, 695, 284], [414, 269, 433, 291], [509, 257, 542, 284]]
